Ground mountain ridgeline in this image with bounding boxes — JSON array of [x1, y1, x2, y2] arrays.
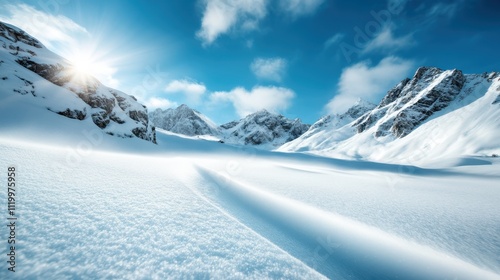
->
[[149, 66, 499, 158], [2, 21, 498, 159], [149, 106, 310, 148]]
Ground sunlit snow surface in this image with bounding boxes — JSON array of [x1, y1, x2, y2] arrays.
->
[[0, 129, 499, 279]]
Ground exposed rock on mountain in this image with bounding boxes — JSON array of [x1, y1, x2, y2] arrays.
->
[[280, 67, 500, 163], [0, 21, 156, 143]]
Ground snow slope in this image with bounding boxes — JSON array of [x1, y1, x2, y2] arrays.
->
[[280, 67, 500, 165], [0, 21, 155, 143], [0, 124, 499, 279]]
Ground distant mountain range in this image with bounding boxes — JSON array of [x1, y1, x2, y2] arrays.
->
[[2, 21, 499, 160], [149, 105, 310, 148]]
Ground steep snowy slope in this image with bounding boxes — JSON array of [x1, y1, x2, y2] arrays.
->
[[280, 67, 500, 164], [220, 109, 310, 148], [0, 21, 155, 143], [149, 104, 219, 136], [283, 99, 375, 152]]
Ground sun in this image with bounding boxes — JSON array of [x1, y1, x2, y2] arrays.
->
[[71, 57, 95, 77], [64, 46, 119, 87]]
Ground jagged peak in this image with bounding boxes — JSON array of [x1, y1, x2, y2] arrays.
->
[[0, 21, 43, 48], [177, 104, 190, 110], [352, 98, 375, 108]]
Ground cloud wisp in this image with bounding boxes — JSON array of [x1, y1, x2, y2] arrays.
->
[[196, 0, 268, 46], [165, 80, 207, 105], [0, 3, 88, 50], [279, 0, 325, 18], [362, 25, 414, 54], [210, 86, 294, 117], [196, 0, 327, 45], [326, 56, 413, 114], [250, 57, 287, 82]]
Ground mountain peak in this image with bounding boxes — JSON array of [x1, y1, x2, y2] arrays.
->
[[249, 108, 272, 117], [177, 104, 190, 110], [220, 110, 310, 148], [149, 104, 218, 136]]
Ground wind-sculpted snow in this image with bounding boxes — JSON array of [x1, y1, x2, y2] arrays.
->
[[193, 167, 499, 279], [1, 128, 499, 279]]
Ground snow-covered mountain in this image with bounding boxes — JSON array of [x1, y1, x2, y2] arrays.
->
[[220, 109, 310, 148], [0, 21, 156, 143], [149, 104, 219, 136], [149, 104, 310, 148], [280, 67, 500, 164]]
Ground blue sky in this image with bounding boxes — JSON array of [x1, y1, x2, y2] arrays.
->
[[1, 0, 499, 124]]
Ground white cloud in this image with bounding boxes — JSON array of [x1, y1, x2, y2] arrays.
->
[[250, 57, 287, 82], [165, 80, 207, 104], [196, 0, 268, 45], [324, 33, 344, 50], [210, 86, 294, 117], [363, 25, 413, 54], [0, 4, 88, 50], [427, 1, 463, 19], [143, 97, 178, 110], [279, 0, 325, 17], [326, 56, 414, 114]]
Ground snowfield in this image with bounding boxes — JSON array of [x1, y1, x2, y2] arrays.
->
[[0, 126, 499, 279]]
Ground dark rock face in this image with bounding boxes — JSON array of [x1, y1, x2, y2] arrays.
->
[[56, 108, 86, 120], [354, 67, 467, 138], [0, 22, 43, 48]]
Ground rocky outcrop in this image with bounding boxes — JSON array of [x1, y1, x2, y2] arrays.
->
[[355, 67, 466, 137], [0, 21, 156, 143]]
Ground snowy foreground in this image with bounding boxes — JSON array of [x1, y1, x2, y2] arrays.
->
[[0, 128, 499, 279]]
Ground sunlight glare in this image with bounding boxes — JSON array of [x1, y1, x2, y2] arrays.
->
[[64, 44, 120, 88]]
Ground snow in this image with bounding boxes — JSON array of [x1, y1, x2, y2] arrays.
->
[[280, 69, 500, 165], [0, 21, 155, 143], [0, 125, 499, 279]]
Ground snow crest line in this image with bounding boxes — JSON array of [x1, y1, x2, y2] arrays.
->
[[194, 166, 500, 280]]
